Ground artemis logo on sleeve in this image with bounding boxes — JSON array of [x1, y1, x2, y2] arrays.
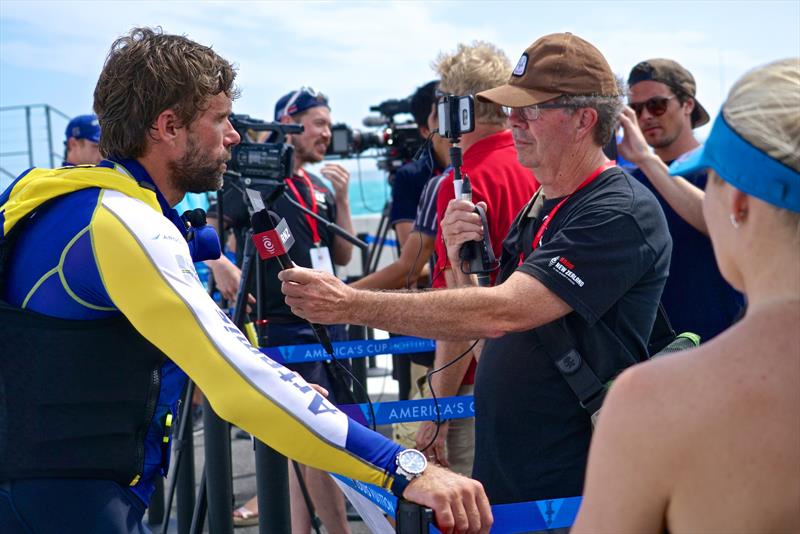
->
[[549, 256, 584, 287]]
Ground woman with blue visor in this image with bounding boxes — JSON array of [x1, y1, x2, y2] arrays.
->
[[573, 58, 799, 533]]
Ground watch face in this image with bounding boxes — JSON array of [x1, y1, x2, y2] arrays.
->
[[398, 449, 427, 476]]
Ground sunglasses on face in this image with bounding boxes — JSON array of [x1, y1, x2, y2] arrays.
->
[[629, 95, 676, 118]]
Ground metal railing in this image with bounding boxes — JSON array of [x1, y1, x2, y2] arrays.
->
[[0, 103, 71, 184]]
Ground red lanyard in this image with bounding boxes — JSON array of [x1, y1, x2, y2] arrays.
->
[[521, 161, 616, 263], [285, 169, 321, 245]]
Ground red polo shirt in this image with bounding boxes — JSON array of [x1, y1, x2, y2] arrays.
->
[[432, 129, 539, 383]]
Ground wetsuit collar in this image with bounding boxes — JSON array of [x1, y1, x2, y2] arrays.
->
[[99, 158, 186, 235]]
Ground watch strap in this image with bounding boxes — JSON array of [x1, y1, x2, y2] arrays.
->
[[390, 473, 411, 498]]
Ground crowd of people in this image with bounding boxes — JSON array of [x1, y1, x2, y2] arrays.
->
[[0, 24, 797, 534]]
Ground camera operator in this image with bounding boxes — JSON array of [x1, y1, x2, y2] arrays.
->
[[386, 81, 446, 253], [0, 28, 491, 533], [280, 33, 672, 505], [210, 87, 359, 530], [352, 81, 450, 291]]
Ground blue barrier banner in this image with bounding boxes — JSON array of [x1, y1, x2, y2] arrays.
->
[[364, 234, 398, 248], [333, 474, 581, 533], [261, 336, 435, 364], [331, 475, 443, 533], [332, 474, 397, 517], [491, 497, 582, 532], [340, 396, 475, 426]]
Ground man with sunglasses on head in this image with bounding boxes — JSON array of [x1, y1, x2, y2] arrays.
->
[[280, 33, 672, 505], [620, 60, 743, 342]]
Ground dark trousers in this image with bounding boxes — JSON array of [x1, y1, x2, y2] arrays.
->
[[0, 479, 149, 534]]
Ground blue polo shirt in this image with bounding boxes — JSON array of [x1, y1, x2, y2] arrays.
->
[[389, 146, 442, 226]]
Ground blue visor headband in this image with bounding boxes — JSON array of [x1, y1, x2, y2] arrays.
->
[[670, 113, 799, 212]]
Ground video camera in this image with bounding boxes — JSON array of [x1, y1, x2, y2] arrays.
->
[[228, 113, 303, 180], [325, 96, 425, 174]]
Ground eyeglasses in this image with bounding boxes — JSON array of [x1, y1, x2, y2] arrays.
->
[[502, 103, 575, 121], [629, 95, 676, 118]]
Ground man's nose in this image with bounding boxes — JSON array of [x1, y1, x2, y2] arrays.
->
[[508, 109, 528, 129], [226, 120, 241, 146]]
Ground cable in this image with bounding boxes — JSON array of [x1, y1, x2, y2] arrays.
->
[[311, 331, 378, 432], [420, 338, 479, 454], [405, 230, 426, 291], [355, 153, 387, 213]]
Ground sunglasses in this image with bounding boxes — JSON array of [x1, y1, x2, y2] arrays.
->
[[629, 95, 676, 118], [502, 103, 575, 121]]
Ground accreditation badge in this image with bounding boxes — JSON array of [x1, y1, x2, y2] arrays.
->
[[310, 246, 335, 274]]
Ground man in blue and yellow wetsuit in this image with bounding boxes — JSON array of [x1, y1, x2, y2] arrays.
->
[[0, 27, 491, 534]]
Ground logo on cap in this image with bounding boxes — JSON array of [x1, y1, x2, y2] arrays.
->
[[513, 53, 528, 77]]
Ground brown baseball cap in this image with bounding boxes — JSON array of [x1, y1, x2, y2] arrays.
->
[[627, 58, 710, 127], [476, 32, 619, 107]]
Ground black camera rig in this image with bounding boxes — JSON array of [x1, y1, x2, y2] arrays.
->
[[325, 96, 425, 174], [228, 113, 303, 180]]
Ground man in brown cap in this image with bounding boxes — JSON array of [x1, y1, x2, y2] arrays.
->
[[618, 59, 743, 343], [280, 33, 671, 504]]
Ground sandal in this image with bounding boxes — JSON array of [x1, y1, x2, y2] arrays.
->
[[233, 503, 259, 527]]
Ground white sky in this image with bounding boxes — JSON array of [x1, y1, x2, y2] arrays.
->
[[1, 0, 798, 160]]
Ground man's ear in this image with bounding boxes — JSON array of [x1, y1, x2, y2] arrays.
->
[[151, 109, 182, 146], [682, 97, 696, 120], [575, 107, 599, 142], [66, 137, 78, 152], [279, 114, 296, 142]]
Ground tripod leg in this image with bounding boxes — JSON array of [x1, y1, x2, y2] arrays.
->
[[189, 466, 207, 534], [255, 440, 291, 534], [292, 461, 323, 534], [160, 380, 196, 534], [231, 233, 256, 329], [202, 397, 234, 534], [366, 200, 391, 273]]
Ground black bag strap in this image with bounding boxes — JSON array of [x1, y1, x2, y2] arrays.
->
[[533, 319, 607, 416], [536, 304, 691, 418], [648, 302, 677, 355]]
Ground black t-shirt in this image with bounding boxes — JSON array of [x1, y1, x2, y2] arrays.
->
[[473, 167, 671, 504], [214, 172, 338, 321]]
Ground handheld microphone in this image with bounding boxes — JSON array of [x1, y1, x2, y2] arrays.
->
[[247, 189, 335, 356]]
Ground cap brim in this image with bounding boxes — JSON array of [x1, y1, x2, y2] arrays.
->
[[476, 83, 561, 107], [668, 145, 709, 176], [692, 100, 710, 128]]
